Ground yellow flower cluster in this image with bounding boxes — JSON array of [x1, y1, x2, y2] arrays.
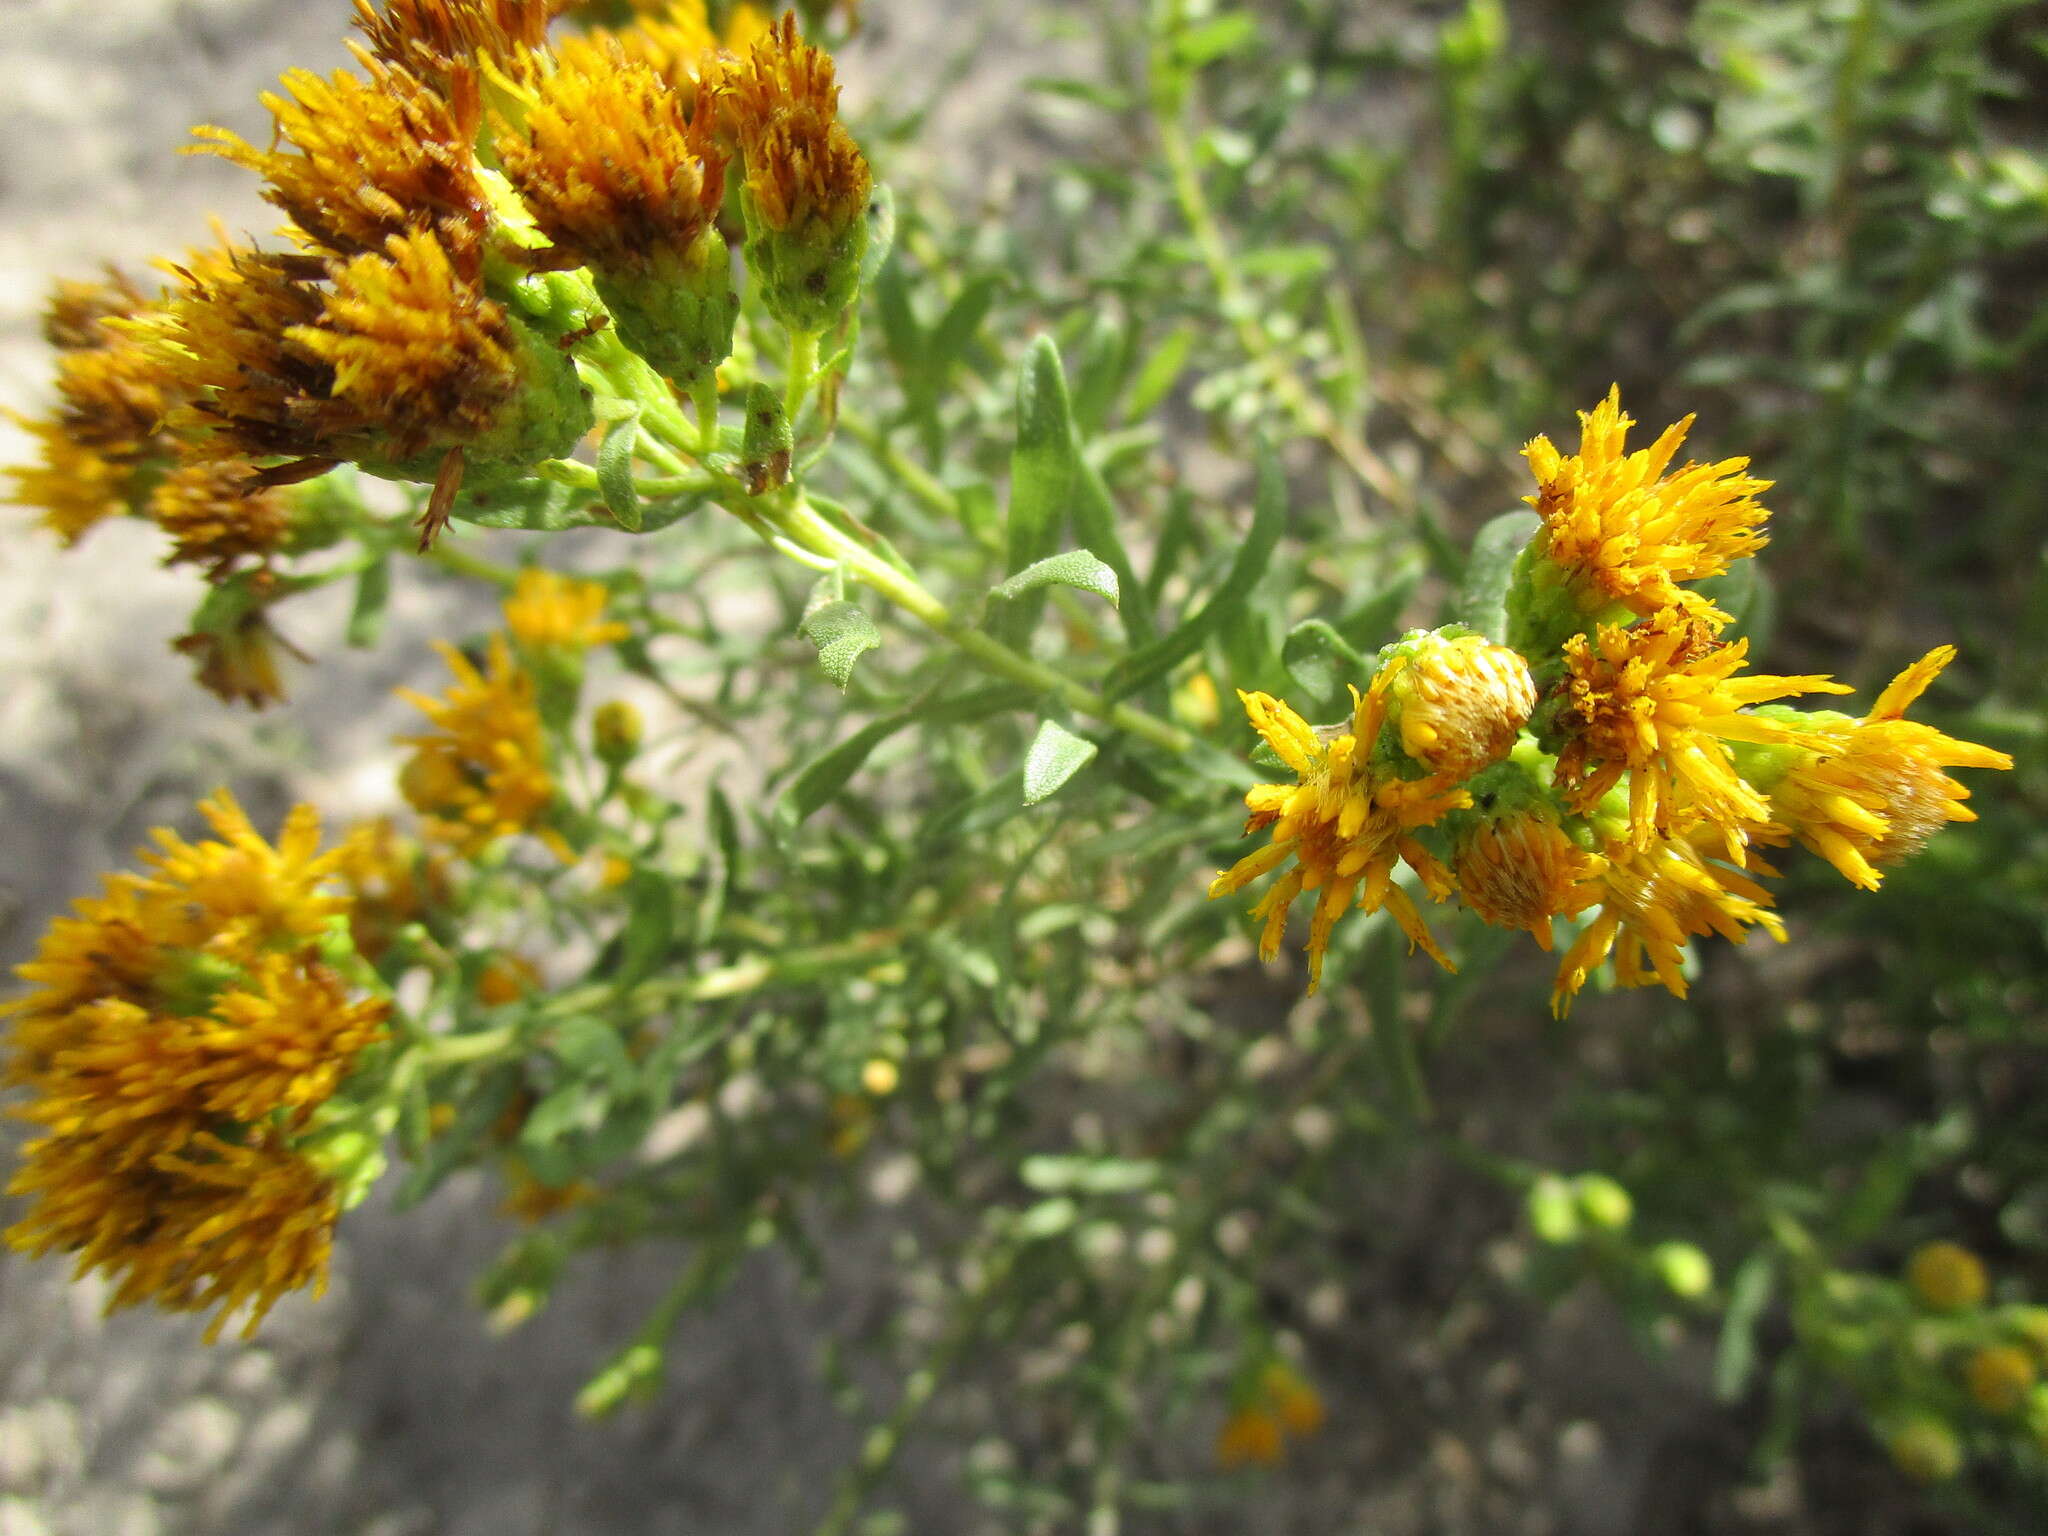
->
[[1214, 1361, 1325, 1469], [4, 793, 387, 1339], [1214, 391, 2011, 1014]]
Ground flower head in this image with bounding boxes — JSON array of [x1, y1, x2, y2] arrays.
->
[[334, 816, 451, 961], [713, 14, 871, 331], [148, 462, 294, 574], [6, 273, 179, 545], [1522, 387, 1772, 625], [1380, 629, 1536, 779], [496, 35, 737, 382], [1549, 835, 1784, 1016], [1209, 679, 1464, 992], [1451, 806, 1604, 950], [1551, 609, 1849, 858], [503, 567, 629, 653], [190, 54, 490, 272], [1741, 647, 2013, 889], [398, 634, 560, 854], [5, 791, 384, 1339], [353, 0, 561, 87]]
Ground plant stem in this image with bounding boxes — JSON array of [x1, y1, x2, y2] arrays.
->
[[775, 496, 1193, 754], [1149, 16, 1409, 514], [691, 373, 721, 455], [423, 540, 522, 591], [785, 328, 820, 426]]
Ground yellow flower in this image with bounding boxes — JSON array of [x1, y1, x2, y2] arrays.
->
[[1552, 609, 1849, 858], [1745, 647, 2013, 890], [712, 14, 872, 330], [8, 1127, 340, 1342], [1209, 679, 1464, 993], [1261, 1362, 1326, 1438], [1381, 630, 1536, 779], [1522, 387, 1773, 624], [503, 567, 630, 652], [1215, 1406, 1285, 1469], [1906, 1241, 1988, 1313], [150, 234, 589, 550], [1966, 1344, 2036, 1416], [398, 634, 560, 855], [6, 272, 178, 545], [1549, 835, 1784, 1016], [606, 0, 771, 89], [4, 790, 384, 1340], [1452, 809, 1604, 950], [353, 0, 559, 88], [475, 951, 544, 1006], [190, 54, 489, 271], [500, 1162, 598, 1223], [334, 816, 450, 962], [148, 461, 294, 575]]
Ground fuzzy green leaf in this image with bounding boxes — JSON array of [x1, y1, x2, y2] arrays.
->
[[1022, 720, 1098, 805], [1281, 619, 1368, 702], [1458, 510, 1539, 642], [597, 407, 643, 532], [990, 549, 1120, 607], [799, 599, 883, 690]]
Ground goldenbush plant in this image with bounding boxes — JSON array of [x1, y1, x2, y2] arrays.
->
[[5, 0, 2044, 1528]]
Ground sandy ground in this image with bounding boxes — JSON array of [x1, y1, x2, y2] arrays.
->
[[0, 4, 1930, 1534]]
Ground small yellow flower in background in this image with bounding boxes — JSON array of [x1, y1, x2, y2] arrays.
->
[[1209, 676, 1464, 992], [5, 270, 177, 546], [1552, 609, 1849, 859], [148, 462, 294, 575], [860, 1057, 900, 1096], [189, 52, 490, 271], [1215, 1360, 1323, 1468], [335, 816, 449, 962], [1907, 1241, 1988, 1313], [500, 1162, 599, 1223], [1549, 836, 1783, 1016], [713, 14, 873, 332], [1966, 1344, 2036, 1416], [399, 634, 561, 855], [1522, 386, 1773, 626], [1743, 646, 2013, 890], [5, 791, 386, 1339], [475, 951, 544, 1006], [503, 567, 630, 653], [1214, 1406, 1285, 1469], [1381, 631, 1535, 779]]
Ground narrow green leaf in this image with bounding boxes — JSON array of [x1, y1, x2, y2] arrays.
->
[[1125, 323, 1197, 422], [1109, 439, 1286, 701], [1714, 1250, 1778, 1403], [1070, 457, 1153, 641], [596, 407, 643, 532], [990, 549, 1119, 607], [548, 1015, 637, 1090], [346, 557, 391, 649], [799, 599, 882, 689], [1071, 309, 1129, 438], [1173, 12, 1259, 68], [1457, 510, 1539, 642], [1022, 720, 1098, 805], [995, 335, 1078, 644], [450, 476, 599, 532], [781, 714, 914, 824]]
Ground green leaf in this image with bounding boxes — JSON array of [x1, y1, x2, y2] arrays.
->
[[1173, 12, 1259, 68], [1070, 457, 1153, 641], [799, 582, 882, 690], [1457, 510, 1539, 642], [1013, 1197, 1079, 1240], [547, 1015, 637, 1090], [857, 182, 896, 293], [597, 407, 643, 532], [1108, 438, 1286, 700], [781, 714, 915, 825], [1019, 1155, 1161, 1194], [615, 869, 675, 990], [449, 476, 596, 531], [989, 549, 1119, 607], [1022, 720, 1098, 805], [1281, 619, 1368, 702], [995, 335, 1079, 644], [1714, 1250, 1778, 1403], [346, 557, 391, 649], [1125, 323, 1197, 421]]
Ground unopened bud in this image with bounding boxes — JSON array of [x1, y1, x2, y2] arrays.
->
[[1379, 628, 1536, 779], [593, 700, 644, 765]]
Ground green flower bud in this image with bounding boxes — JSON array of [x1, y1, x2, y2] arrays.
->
[[1527, 1174, 1581, 1245], [1573, 1173, 1634, 1233], [1650, 1241, 1713, 1300]]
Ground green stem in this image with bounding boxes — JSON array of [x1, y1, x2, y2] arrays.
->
[[423, 541, 521, 591], [838, 411, 962, 523], [691, 373, 721, 455], [774, 496, 1192, 754], [1149, 11, 1408, 514], [785, 328, 821, 427]]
